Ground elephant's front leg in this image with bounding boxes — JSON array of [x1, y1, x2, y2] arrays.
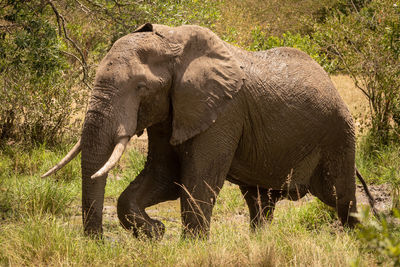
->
[[179, 125, 241, 238], [117, 121, 180, 239], [117, 170, 179, 239]]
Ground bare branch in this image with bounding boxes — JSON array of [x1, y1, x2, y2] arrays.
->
[[331, 45, 371, 101], [84, 0, 137, 28], [73, 0, 91, 14], [47, 0, 92, 90], [112, 0, 130, 7], [60, 50, 84, 67], [349, 0, 360, 14]]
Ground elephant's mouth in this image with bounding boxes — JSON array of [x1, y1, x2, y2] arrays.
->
[[90, 136, 130, 179]]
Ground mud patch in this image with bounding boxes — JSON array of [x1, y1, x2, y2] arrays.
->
[[356, 183, 393, 212]]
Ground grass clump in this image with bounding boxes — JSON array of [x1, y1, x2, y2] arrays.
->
[[356, 139, 400, 210], [0, 175, 75, 218], [0, 144, 78, 219]]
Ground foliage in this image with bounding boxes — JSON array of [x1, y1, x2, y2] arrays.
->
[[0, 1, 82, 145], [217, 0, 345, 46], [314, 0, 400, 147], [357, 208, 400, 265]]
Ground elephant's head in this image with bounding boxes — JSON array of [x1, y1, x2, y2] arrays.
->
[[43, 23, 244, 235]]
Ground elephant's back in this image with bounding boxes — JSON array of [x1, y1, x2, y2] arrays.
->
[[247, 47, 352, 127]]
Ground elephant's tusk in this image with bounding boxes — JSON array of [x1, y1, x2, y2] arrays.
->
[[91, 137, 129, 179], [41, 139, 82, 178]]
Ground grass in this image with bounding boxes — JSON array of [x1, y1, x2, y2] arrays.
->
[[215, 0, 343, 47], [1, 140, 399, 266]]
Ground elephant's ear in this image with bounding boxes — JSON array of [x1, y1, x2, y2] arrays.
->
[[134, 23, 153, 33], [165, 25, 245, 145]]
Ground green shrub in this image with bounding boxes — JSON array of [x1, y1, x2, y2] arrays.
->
[[357, 208, 400, 265], [314, 0, 400, 147], [0, 2, 84, 145]]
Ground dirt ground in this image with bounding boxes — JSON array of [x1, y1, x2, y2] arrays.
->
[[356, 183, 393, 212]]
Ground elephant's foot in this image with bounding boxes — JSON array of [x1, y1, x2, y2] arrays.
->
[[337, 200, 359, 228], [181, 221, 210, 240], [127, 215, 165, 239], [83, 226, 103, 238], [118, 207, 166, 240]]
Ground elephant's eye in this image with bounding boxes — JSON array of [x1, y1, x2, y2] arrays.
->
[[137, 82, 147, 91]]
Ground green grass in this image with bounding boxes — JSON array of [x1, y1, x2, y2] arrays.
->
[[356, 139, 400, 210], [0, 143, 399, 266], [357, 141, 400, 186]]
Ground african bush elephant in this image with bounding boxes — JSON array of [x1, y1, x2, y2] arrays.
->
[[43, 23, 375, 238]]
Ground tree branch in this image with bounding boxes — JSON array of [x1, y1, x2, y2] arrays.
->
[[331, 45, 371, 100], [47, 0, 92, 90]]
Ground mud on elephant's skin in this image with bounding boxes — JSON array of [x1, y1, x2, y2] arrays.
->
[[43, 23, 376, 238]]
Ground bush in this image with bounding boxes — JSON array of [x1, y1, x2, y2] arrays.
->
[[0, 2, 84, 145], [357, 208, 400, 265], [217, 0, 345, 45], [314, 0, 400, 147]]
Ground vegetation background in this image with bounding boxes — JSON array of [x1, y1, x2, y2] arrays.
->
[[1, 0, 399, 265]]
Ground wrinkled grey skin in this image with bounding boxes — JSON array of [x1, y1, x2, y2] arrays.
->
[[78, 23, 358, 238]]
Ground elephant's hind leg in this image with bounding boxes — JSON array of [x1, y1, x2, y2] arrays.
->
[[239, 185, 281, 229], [310, 149, 358, 227]]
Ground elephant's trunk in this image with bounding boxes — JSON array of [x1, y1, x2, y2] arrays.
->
[[80, 90, 137, 235], [80, 108, 115, 235]]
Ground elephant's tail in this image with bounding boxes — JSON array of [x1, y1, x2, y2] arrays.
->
[[356, 168, 380, 218]]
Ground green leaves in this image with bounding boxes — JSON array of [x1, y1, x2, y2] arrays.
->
[[315, 0, 400, 147], [357, 208, 400, 265]]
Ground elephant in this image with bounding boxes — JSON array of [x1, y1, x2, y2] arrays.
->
[[43, 23, 376, 238]]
